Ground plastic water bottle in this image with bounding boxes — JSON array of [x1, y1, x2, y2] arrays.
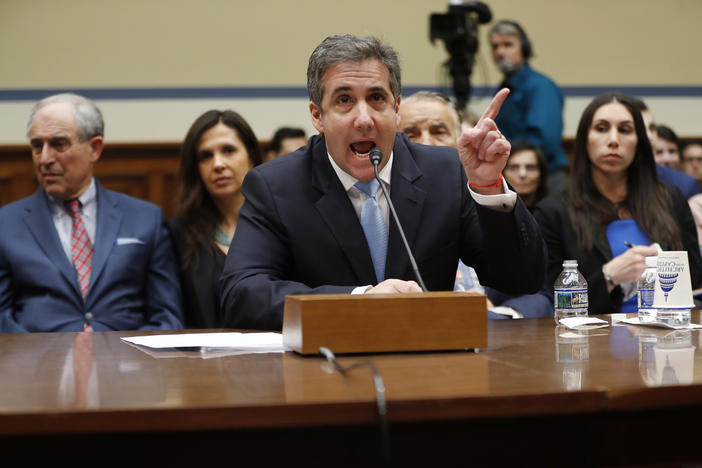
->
[[637, 256, 658, 323], [554, 260, 588, 324], [454, 261, 485, 294]]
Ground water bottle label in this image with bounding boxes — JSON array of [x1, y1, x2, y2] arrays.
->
[[638, 288, 654, 308], [555, 289, 588, 309]]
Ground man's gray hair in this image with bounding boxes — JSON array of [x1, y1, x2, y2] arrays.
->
[[402, 90, 461, 131], [488, 21, 521, 38], [26, 93, 104, 141], [307, 35, 401, 111]]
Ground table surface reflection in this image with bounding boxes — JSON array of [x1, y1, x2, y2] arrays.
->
[[2, 313, 702, 436]]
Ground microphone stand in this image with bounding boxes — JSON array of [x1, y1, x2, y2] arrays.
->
[[370, 148, 428, 292]]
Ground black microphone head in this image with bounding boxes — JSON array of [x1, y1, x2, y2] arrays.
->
[[369, 147, 383, 166]]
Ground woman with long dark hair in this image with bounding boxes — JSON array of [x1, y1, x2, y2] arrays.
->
[[168, 110, 263, 328], [534, 92, 702, 314]]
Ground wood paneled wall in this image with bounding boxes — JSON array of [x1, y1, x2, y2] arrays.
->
[[0, 139, 585, 217], [0, 143, 182, 217]]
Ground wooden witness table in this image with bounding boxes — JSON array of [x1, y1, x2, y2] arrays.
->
[[2, 315, 702, 467]]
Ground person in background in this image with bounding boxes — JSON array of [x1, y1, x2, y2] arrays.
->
[[503, 140, 549, 210], [534, 92, 702, 315], [489, 19, 568, 194], [168, 110, 263, 328], [399, 91, 460, 147], [264, 127, 307, 162], [654, 125, 682, 170], [0, 93, 183, 332], [682, 142, 702, 184], [634, 99, 701, 199], [681, 141, 702, 253], [398, 92, 551, 319]]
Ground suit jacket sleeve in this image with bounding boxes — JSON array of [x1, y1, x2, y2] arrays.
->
[[139, 211, 185, 330], [0, 237, 27, 333], [485, 286, 553, 319], [468, 196, 547, 295], [220, 168, 354, 331]]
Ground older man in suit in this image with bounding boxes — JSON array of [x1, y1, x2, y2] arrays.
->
[[220, 35, 546, 330], [0, 93, 183, 332]]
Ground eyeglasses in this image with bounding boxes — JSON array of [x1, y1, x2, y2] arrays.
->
[[504, 163, 539, 173]]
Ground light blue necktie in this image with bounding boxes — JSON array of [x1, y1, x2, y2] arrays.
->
[[355, 179, 388, 282]]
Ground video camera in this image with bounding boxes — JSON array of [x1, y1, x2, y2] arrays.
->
[[430, 1, 492, 111]]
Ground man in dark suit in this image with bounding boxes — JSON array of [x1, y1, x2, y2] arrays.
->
[[0, 93, 183, 332], [220, 35, 546, 330]]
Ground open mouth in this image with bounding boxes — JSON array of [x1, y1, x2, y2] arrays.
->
[[350, 141, 376, 156]]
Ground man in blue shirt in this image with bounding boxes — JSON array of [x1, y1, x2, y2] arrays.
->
[[489, 20, 568, 193]]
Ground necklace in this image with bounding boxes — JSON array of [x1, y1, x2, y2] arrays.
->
[[214, 224, 233, 246]]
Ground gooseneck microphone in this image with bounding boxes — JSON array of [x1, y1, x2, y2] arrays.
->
[[369, 147, 428, 292]]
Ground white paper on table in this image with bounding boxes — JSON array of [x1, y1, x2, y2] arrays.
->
[[619, 317, 702, 329], [558, 317, 609, 329], [121, 332, 290, 357]]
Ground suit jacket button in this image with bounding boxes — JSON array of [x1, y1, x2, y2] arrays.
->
[[85, 312, 94, 320]]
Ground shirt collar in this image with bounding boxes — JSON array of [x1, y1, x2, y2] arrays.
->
[[47, 178, 96, 214], [327, 151, 393, 192]]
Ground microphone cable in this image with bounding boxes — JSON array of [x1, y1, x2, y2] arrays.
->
[[319, 346, 391, 466]]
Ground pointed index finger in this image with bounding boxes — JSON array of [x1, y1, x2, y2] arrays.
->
[[480, 88, 510, 122]]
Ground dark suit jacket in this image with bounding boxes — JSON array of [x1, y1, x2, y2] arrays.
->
[[220, 133, 547, 330], [657, 165, 701, 199], [533, 184, 702, 315], [0, 182, 184, 332], [167, 217, 226, 328]]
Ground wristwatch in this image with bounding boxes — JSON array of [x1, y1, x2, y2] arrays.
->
[[602, 265, 616, 287]]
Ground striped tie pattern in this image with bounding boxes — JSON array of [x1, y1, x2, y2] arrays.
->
[[66, 200, 93, 299], [354, 179, 388, 282], [73, 326, 94, 407]]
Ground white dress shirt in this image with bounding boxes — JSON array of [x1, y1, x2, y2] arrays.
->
[[47, 178, 98, 262]]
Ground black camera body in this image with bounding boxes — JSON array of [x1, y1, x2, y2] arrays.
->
[[430, 1, 492, 111]]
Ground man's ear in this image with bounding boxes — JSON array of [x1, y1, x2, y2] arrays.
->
[[89, 136, 104, 163], [310, 101, 324, 133], [394, 95, 402, 128]]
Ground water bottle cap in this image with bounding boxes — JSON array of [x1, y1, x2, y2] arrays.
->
[[563, 259, 578, 268], [645, 256, 658, 268]]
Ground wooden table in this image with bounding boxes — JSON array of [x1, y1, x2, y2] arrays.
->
[[1, 314, 701, 467]]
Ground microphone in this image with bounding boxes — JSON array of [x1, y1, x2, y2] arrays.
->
[[369, 147, 427, 292]]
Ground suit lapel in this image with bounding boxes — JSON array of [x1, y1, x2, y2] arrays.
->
[[89, 183, 121, 295], [22, 190, 79, 294], [310, 136, 377, 283], [384, 136, 426, 280]]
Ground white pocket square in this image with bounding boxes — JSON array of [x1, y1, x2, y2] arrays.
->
[[115, 237, 145, 246]]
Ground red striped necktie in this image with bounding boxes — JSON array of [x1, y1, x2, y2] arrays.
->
[[66, 200, 93, 299]]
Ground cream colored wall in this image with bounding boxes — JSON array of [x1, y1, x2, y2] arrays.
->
[[2, 0, 701, 143]]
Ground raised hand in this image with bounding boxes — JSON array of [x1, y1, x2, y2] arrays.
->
[[457, 88, 511, 194]]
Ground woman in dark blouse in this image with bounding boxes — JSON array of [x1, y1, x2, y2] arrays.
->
[[534, 92, 702, 314], [168, 110, 263, 328]]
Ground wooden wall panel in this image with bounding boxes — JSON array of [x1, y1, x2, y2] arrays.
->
[[0, 138, 586, 216], [0, 143, 182, 218]]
